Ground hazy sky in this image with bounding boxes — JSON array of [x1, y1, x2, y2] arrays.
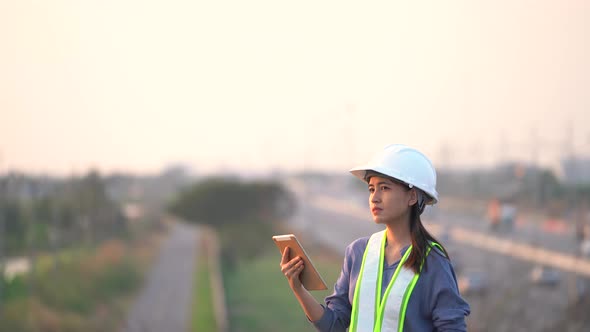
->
[[1, 1, 589, 176]]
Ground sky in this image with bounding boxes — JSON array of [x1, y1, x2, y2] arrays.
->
[[1, 1, 589, 176]]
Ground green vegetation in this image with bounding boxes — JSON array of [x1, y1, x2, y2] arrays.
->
[[0, 237, 158, 332], [191, 251, 217, 332], [168, 176, 344, 331], [224, 248, 343, 332], [169, 178, 293, 225], [33, 248, 90, 274], [0, 171, 127, 256], [0, 168, 181, 331], [168, 177, 295, 265]]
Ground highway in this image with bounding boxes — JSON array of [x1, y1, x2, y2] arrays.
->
[[286, 179, 590, 332]]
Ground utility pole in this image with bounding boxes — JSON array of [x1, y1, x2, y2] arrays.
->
[[498, 129, 507, 167], [561, 120, 576, 185], [530, 127, 540, 207], [562, 120, 581, 304], [565, 120, 574, 159], [530, 127, 539, 168]]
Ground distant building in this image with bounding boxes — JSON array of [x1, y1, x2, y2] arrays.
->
[[561, 158, 590, 186]]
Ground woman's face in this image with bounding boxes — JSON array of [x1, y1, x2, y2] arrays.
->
[[368, 176, 416, 225]]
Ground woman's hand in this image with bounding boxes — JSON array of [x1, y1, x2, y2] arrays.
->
[[279, 247, 326, 322], [280, 247, 304, 290]]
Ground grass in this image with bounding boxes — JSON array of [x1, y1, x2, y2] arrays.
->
[[224, 245, 343, 332], [0, 233, 163, 332], [191, 250, 217, 332]]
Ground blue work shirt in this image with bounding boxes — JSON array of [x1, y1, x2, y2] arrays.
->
[[312, 236, 470, 332]]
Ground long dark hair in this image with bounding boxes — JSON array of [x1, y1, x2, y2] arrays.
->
[[404, 201, 449, 274]]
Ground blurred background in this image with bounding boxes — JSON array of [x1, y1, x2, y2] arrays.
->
[[1, 1, 589, 331]]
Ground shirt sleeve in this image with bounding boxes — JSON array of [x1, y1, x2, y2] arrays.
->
[[311, 242, 357, 332], [428, 251, 471, 332]]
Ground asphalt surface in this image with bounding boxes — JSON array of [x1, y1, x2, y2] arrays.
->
[[287, 180, 590, 332], [123, 223, 199, 332]]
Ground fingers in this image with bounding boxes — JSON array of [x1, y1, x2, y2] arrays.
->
[[281, 255, 300, 272], [288, 261, 304, 279], [281, 255, 303, 272], [281, 246, 291, 264], [280, 246, 305, 288], [282, 258, 304, 278]]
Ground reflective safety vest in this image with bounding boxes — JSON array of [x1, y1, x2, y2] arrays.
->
[[350, 230, 440, 332]]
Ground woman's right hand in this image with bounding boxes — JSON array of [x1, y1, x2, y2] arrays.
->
[[280, 247, 304, 290], [280, 247, 326, 322]]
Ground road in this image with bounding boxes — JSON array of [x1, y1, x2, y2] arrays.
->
[[123, 222, 199, 332], [286, 179, 590, 332]]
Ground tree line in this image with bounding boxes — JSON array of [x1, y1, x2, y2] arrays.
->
[[0, 171, 126, 256], [168, 176, 296, 267]]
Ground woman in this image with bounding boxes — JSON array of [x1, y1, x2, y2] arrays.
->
[[280, 144, 470, 331]]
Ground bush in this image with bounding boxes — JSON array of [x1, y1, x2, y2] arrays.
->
[[95, 259, 140, 298], [35, 262, 96, 314], [0, 274, 29, 302], [34, 249, 140, 314], [0, 232, 150, 331]]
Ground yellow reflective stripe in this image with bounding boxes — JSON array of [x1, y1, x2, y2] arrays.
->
[[375, 246, 413, 332], [397, 274, 419, 332], [375, 232, 387, 324], [350, 234, 373, 332], [397, 244, 435, 332], [351, 231, 387, 331]]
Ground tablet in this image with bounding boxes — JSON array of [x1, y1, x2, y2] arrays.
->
[[273, 234, 328, 291]]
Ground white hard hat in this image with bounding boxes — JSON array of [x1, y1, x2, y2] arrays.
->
[[349, 144, 439, 205]]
